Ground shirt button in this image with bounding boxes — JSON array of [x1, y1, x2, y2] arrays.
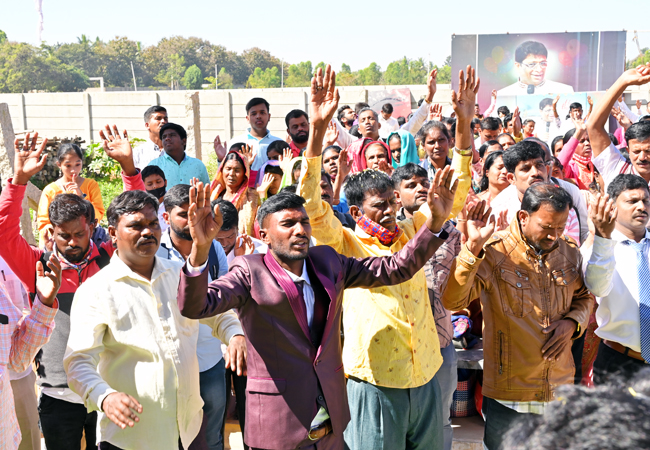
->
[[516, 282, 522, 288], [318, 395, 324, 401], [405, 295, 409, 299], [469, 257, 475, 264]]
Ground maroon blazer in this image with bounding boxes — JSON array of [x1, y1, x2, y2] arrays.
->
[[178, 224, 446, 449]]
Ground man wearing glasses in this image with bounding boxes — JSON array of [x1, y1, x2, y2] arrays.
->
[[498, 41, 574, 96]]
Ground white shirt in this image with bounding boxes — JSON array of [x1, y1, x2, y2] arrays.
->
[[229, 129, 283, 171], [133, 139, 162, 169], [593, 142, 642, 189], [378, 115, 399, 140], [158, 203, 169, 233], [283, 262, 315, 328], [497, 79, 574, 96], [582, 231, 650, 352], [64, 253, 203, 450], [225, 235, 267, 265]]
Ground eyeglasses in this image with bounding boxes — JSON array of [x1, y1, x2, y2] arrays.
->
[[521, 61, 548, 69]]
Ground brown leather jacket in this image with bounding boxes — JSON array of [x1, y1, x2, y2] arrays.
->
[[442, 218, 592, 402]]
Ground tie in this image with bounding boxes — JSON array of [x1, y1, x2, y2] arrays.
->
[[294, 280, 309, 327], [627, 240, 650, 361]]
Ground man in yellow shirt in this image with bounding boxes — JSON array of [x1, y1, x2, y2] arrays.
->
[[300, 66, 477, 449]]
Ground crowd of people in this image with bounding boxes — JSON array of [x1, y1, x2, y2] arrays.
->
[[2, 57, 650, 450]]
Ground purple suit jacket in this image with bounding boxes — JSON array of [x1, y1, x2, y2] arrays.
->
[[178, 224, 445, 449]]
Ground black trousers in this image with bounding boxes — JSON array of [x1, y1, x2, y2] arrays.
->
[[39, 393, 97, 450], [226, 368, 249, 450], [482, 396, 524, 450], [593, 341, 647, 385]]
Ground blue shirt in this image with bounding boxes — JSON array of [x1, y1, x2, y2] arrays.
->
[[157, 230, 228, 372], [148, 152, 210, 188], [230, 128, 283, 171]]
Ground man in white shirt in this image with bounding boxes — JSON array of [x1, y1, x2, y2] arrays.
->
[[132, 106, 168, 169], [216, 98, 283, 171], [64, 190, 207, 450], [497, 41, 574, 96], [158, 184, 245, 450], [583, 175, 650, 383], [378, 103, 399, 140]]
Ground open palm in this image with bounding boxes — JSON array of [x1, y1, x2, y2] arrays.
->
[[451, 66, 480, 122], [310, 65, 340, 128], [13, 132, 48, 184], [188, 181, 223, 247], [100, 125, 133, 164], [466, 200, 496, 250], [428, 166, 458, 223]]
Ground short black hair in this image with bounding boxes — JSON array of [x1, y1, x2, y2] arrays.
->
[[479, 140, 501, 158], [211, 199, 238, 231], [144, 105, 167, 123], [391, 163, 428, 188], [256, 192, 306, 228], [521, 183, 573, 214], [344, 170, 394, 208], [502, 368, 650, 450], [159, 123, 187, 142], [285, 109, 309, 128], [357, 107, 378, 120], [245, 97, 270, 114], [497, 106, 510, 117], [107, 190, 159, 227], [625, 121, 650, 145], [354, 102, 370, 114], [502, 140, 546, 173], [607, 174, 650, 201], [563, 128, 576, 144], [397, 116, 406, 126], [480, 117, 501, 131], [515, 40, 547, 63], [337, 105, 351, 122], [479, 150, 504, 192], [141, 165, 166, 182], [321, 169, 333, 188], [267, 140, 289, 157], [264, 164, 283, 176], [56, 143, 84, 163], [163, 184, 190, 213], [523, 118, 536, 126], [503, 113, 514, 128], [471, 117, 482, 129], [539, 98, 554, 110], [569, 102, 583, 111], [350, 125, 362, 139], [49, 193, 94, 228], [382, 103, 393, 114], [279, 184, 297, 194]]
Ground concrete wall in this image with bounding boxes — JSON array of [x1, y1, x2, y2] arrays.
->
[[0, 85, 454, 162]]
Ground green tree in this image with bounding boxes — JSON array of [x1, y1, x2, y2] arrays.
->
[[285, 61, 312, 87], [628, 48, 650, 69], [246, 66, 280, 88], [356, 62, 382, 86], [95, 37, 143, 87], [0, 30, 7, 44], [314, 61, 326, 73], [182, 64, 203, 89], [205, 67, 234, 89], [155, 53, 186, 88]]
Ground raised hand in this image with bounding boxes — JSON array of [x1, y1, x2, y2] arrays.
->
[[102, 392, 143, 429], [587, 95, 593, 107], [495, 209, 509, 232], [12, 132, 48, 185], [451, 66, 480, 123], [611, 106, 632, 130], [323, 121, 339, 147], [99, 125, 136, 175], [377, 159, 394, 176], [427, 165, 459, 232], [35, 254, 61, 307], [336, 148, 350, 180], [553, 95, 560, 107], [213, 135, 227, 161], [188, 181, 223, 267], [233, 234, 255, 257], [589, 193, 617, 239], [310, 65, 340, 129], [512, 107, 522, 134], [619, 64, 650, 87], [428, 104, 443, 122], [425, 68, 438, 102], [239, 143, 256, 169], [256, 173, 274, 196], [279, 148, 294, 174], [465, 200, 496, 257], [491, 89, 497, 101]]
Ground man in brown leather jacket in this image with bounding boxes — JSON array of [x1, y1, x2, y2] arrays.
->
[[442, 183, 592, 450]]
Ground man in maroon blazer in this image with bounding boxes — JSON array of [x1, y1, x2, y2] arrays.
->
[[177, 70, 457, 450]]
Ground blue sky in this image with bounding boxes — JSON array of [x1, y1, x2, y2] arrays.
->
[[2, 0, 650, 71]]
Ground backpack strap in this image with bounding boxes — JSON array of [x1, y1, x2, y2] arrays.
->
[[96, 245, 111, 269], [208, 243, 220, 281]]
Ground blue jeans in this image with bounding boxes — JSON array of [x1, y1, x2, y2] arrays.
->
[[437, 344, 458, 450], [344, 375, 443, 450], [200, 359, 227, 450]]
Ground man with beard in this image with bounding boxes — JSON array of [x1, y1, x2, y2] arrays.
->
[[442, 185, 592, 450], [286, 109, 310, 156], [158, 184, 246, 450], [337, 105, 355, 131], [0, 133, 132, 450], [588, 63, 650, 189]]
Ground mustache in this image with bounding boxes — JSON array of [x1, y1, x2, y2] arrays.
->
[[379, 215, 394, 224], [136, 236, 158, 246]]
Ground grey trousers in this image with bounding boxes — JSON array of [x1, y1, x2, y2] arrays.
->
[[437, 344, 458, 450], [343, 374, 443, 450]]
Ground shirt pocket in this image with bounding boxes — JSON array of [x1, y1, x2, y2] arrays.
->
[[497, 267, 533, 318], [247, 377, 286, 395], [551, 266, 580, 315]]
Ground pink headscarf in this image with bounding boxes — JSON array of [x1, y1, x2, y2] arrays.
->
[[349, 138, 393, 174]]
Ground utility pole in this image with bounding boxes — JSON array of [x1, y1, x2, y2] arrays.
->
[[215, 64, 218, 89], [130, 61, 137, 91], [281, 58, 284, 89]]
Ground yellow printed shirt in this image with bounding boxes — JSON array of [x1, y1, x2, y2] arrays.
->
[[299, 155, 442, 389]]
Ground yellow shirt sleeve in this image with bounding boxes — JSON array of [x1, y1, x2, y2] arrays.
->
[[82, 179, 105, 223]]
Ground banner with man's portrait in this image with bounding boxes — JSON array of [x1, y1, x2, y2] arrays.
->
[[451, 31, 626, 112]]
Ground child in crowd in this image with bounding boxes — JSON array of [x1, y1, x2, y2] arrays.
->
[[256, 162, 283, 203], [37, 143, 104, 247], [266, 140, 290, 161], [141, 165, 169, 232]]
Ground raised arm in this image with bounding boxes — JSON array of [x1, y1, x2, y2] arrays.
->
[[588, 65, 650, 158], [557, 117, 586, 168], [402, 69, 437, 135], [305, 65, 340, 159], [99, 125, 145, 191]]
